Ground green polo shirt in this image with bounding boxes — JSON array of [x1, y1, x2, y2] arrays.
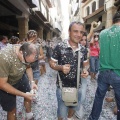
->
[[99, 25, 120, 76]]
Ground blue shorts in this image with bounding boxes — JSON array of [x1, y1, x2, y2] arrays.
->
[[56, 87, 81, 118], [90, 56, 99, 73], [33, 70, 40, 80]]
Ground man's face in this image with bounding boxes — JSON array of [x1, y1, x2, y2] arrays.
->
[[22, 52, 38, 66], [25, 53, 37, 63], [69, 23, 84, 44]]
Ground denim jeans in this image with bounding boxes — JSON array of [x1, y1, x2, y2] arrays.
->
[[33, 70, 40, 80], [56, 87, 81, 119], [79, 78, 87, 104], [75, 77, 87, 118], [88, 70, 120, 120], [90, 56, 99, 73]]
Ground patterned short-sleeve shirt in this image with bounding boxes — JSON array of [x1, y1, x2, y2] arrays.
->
[[51, 40, 86, 87]]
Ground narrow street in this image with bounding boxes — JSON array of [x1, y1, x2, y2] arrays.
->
[[0, 63, 117, 120], [0, 0, 119, 120]]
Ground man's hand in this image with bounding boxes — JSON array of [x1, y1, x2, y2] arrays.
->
[[24, 92, 35, 100], [81, 69, 89, 78], [31, 82, 38, 90], [62, 64, 71, 74]]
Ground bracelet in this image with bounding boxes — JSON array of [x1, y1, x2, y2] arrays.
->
[[83, 66, 88, 71], [31, 80, 35, 83]]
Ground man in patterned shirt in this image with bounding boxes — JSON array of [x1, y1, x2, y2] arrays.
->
[[50, 21, 89, 120]]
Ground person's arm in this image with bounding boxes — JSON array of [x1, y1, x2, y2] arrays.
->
[[87, 22, 94, 41], [87, 21, 98, 41], [89, 37, 94, 45], [82, 48, 89, 70], [38, 46, 44, 60], [26, 67, 33, 82], [0, 77, 35, 100], [49, 59, 71, 74], [81, 60, 89, 78], [49, 59, 63, 71], [87, 48, 90, 60], [26, 67, 38, 90], [81, 48, 89, 78], [49, 44, 62, 71], [83, 60, 89, 70]]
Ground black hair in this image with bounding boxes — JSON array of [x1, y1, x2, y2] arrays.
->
[[113, 11, 120, 24], [0, 36, 7, 41], [94, 35, 99, 38], [83, 32, 87, 37], [27, 30, 37, 40], [69, 21, 84, 31], [10, 36, 20, 44], [81, 32, 88, 48]]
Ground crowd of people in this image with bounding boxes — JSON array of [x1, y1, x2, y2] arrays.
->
[[0, 11, 120, 120]]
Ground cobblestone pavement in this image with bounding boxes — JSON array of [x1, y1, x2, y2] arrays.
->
[[0, 63, 116, 120]]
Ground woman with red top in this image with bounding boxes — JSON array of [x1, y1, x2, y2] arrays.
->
[[89, 32, 100, 80]]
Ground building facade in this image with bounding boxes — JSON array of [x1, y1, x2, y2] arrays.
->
[[0, 0, 62, 41], [69, 0, 82, 23], [71, 0, 120, 32]]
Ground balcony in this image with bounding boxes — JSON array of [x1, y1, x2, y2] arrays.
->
[[53, 21, 61, 32], [83, 6, 104, 21], [82, 0, 87, 3]]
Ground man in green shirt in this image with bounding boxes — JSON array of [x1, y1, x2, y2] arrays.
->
[[88, 11, 120, 120], [0, 42, 38, 120]]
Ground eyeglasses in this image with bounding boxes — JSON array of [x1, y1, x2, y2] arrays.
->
[[22, 51, 38, 66], [22, 53, 31, 66]]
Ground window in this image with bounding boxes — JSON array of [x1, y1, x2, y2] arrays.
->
[[99, 0, 105, 8], [92, 1, 96, 12], [41, 2, 47, 19], [86, 6, 90, 15], [98, 16, 102, 21]]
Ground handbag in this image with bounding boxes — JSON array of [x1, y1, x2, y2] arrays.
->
[[62, 87, 78, 106], [58, 50, 81, 106]]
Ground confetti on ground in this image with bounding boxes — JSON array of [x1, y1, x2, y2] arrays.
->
[[0, 63, 117, 120]]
